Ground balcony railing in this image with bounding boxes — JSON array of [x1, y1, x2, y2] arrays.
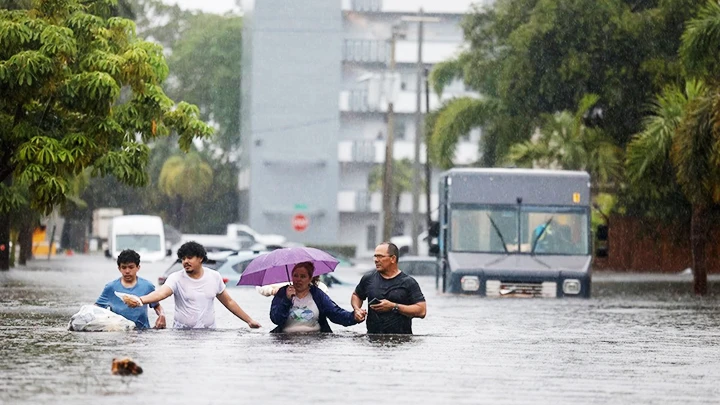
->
[[338, 139, 478, 165], [351, 140, 375, 162], [344, 0, 383, 12], [343, 39, 389, 63], [338, 190, 439, 213], [340, 88, 478, 114]]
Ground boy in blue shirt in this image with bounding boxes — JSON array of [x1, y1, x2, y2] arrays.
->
[[95, 249, 166, 329]]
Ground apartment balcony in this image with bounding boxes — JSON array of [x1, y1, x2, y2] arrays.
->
[[394, 41, 464, 65], [342, 0, 481, 15], [338, 190, 440, 213], [338, 139, 478, 165], [343, 39, 389, 64], [342, 39, 461, 65], [341, 0, 383, 13], [338, 190, 381, 213], [339, 88, 478, 114]]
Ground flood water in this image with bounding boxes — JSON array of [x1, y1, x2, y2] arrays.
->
[[1, 255, 719, 404]]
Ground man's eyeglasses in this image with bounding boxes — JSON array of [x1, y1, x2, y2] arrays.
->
[[373, 254, 393, 259]]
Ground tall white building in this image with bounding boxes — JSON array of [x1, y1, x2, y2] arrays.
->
[[241, 0, 486, 257]]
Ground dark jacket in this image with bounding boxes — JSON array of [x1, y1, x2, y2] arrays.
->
[[270, 285, 357, 333]]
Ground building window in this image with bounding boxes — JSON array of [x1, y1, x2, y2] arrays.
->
[[394, 121, 406, 140], [353, 140, 374, 162], [367, 225, 377, 250], [353, 0, 382, 12]]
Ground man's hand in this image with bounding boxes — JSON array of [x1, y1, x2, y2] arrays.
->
[[154, 315, 166, 329], [121, 294, 143, 308], [353, 308, 367, 322], [247, 320, 261, 329], [369, 299, 394, 313]]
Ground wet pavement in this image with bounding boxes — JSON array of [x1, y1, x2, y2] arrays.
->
[[1, 255, 719, 404]]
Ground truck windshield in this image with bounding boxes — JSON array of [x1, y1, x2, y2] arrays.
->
[[450, 205, 589, 255], [116, 235, 162, 252]]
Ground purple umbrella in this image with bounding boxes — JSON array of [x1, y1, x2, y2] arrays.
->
[[236, 247, 339, 286]]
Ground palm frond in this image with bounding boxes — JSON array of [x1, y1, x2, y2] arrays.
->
[[574, 93, 600, 126], [429, 97, 494, 169], [429, 57, 465, 97], [625, 82, 703, 183], [673, 95, 715, 205], [680, 0, 720, 78], [504, 140, 552, 168], [582, 128, 622, 186]]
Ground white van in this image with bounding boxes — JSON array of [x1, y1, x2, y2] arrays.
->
[[105, 215, 169, 262]]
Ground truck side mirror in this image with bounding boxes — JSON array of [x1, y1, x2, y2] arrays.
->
[[429, 244, 439, 256], [596, 224, 608, 241], [166, 249, 172, 257], [104, 249, 111, 258], [428, 221, 440, 238], [595, 246, 608, 258]]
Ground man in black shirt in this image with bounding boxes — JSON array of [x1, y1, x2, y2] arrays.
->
[[352, 242, 426, 334]]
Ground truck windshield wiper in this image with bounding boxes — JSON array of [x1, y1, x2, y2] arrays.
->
[[487, 214, 509, 253], [531, 216, 554, 254]]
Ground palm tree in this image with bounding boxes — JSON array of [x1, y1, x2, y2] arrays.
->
[[159, 152, 213, 231], [626, 79, 715, 295], [368, 159, 415, 233], [426, 59, 499, 169], [625, 0, 720, 296], [504, 94, 622, 192]]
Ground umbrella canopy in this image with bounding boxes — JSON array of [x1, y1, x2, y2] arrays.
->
[[237, 247, 339, 286]]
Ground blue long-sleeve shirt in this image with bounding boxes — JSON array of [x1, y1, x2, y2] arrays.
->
[[270, 285, 357, 333]]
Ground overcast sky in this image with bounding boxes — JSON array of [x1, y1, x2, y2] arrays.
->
[[162, 0, 240, 14]]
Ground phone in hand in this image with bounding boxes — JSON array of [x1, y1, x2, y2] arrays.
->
[[368, 297, 381, 306]]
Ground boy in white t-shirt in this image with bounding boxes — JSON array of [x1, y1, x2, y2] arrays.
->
[[125, 241, 261, 329]]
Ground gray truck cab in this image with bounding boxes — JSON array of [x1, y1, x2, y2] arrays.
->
[[434, 168, 592, 298]]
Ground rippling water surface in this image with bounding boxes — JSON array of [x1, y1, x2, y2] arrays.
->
[[1, 255, 719, 404]]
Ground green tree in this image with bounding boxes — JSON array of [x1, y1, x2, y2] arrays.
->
[[77, 1, 243, 234], [428, 0, 703, 168], [368, 159, 415, 233], [164, 13, 242, 156], [625, 0, 720, 296], [158, 152, 213, 231], [0, 0, 213, 269], [504, 94, 622, 191], [625, 80, 714, 295]]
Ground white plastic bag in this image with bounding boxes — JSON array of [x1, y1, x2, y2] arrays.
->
[[114, 291, 142, 306], [68, 305, 136, 332]]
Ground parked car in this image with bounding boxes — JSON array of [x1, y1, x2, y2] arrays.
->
[[391, 231, 436, 257], [226, 223, 286, 247], [158, 258, 224, 286], [398, 255, 438, 276], [317, 248, 355, 267], [215, 250, 270, 286]]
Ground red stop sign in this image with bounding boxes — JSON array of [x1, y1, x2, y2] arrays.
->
[[292, 214, 308, 232]]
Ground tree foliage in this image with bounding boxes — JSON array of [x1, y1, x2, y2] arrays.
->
[[66, 1, 243, 235], [504, 94, 622, 189], [428, 0, 703, 168], [368, 158, 416, 212], [0, 0, 213, 215], [624, 0, 720, 294]]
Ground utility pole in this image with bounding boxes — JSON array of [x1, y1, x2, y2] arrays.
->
[[410, 9, 424, 256], [424, 67, 432, 253], [381, 28, 399, 242], [400, 10, 439, 254]]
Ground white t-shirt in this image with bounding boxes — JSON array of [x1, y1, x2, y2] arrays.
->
[[282, 294, 321, 333], [164, 267, 226, 329]]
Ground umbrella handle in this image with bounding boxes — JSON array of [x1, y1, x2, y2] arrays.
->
[[286, 265, 295, 298]]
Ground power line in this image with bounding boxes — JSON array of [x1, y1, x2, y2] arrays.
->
[[250, 117, 337, 135]]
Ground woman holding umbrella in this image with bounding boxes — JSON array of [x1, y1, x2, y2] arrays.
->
[[270, 262, 365, 333]]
